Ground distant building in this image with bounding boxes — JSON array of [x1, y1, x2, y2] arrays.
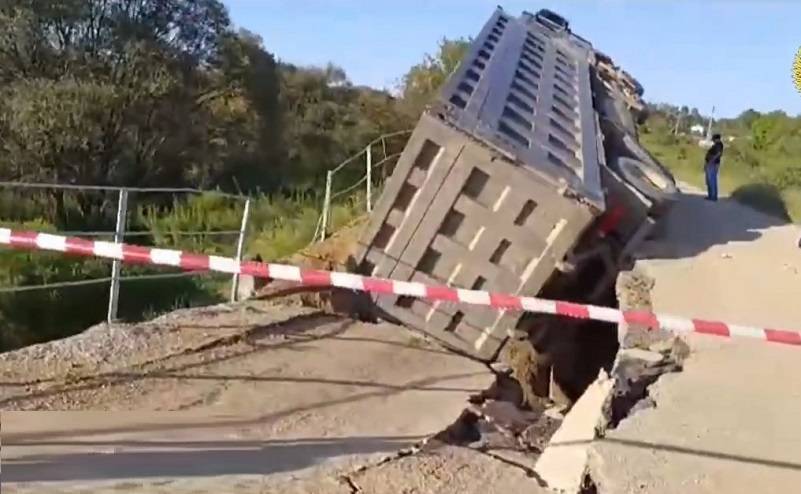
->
[[690, 124, 705, 135]]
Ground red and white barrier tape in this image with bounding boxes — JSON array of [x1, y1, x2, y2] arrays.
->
[[1, 228, 800, 347]]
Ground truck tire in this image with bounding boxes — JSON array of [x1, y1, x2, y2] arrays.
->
[[612, 156, 678, 206], [621, 134, 674, 178]]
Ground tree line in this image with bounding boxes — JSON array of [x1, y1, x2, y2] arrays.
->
[[0, 0, 468, 350]]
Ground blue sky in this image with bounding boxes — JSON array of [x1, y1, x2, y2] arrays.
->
[[225, 0, 801, 118]]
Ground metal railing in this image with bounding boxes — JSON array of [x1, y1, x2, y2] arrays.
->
[[0, 182, 250, 323], [317, 130, 411, 241], [0, 131, 412, 324]]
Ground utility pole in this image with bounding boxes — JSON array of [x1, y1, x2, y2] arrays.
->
[[673, 112, 683, 136], [705, 105, 716, 140]]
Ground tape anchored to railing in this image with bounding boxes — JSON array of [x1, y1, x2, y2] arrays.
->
[[1, 228, 800, 347]]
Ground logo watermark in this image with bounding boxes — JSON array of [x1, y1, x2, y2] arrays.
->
[[794, 46, 801, 94]]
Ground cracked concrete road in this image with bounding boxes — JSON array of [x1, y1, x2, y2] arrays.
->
[[591, 191, 801, 493], [0, 310, 499, 493]]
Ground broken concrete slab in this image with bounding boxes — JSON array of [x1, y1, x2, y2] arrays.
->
[[476, 400, 541, 435], [591, 191, 801, 493], [618, 348, 665, 365], [534, 370, 614, 492], [591, 336, 801, 493], [648, 335, 690, 361]]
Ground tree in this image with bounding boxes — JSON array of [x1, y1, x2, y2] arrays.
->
[[0, 0, 419, 348], [737, 109, 761, 130], [751, 113, 792, 151], [398, 38, 470, 121], [0, 0, 282, 226], [277, 64, 405, 189]]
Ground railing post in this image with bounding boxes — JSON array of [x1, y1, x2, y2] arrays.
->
[[107, 188, 129, 323], [382, 136, 390, 181], [366, 145, 373, 213], [321, 170, 333, 241], [230, 198, 252, 303]]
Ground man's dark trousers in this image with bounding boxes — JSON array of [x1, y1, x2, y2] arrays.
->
[[705, 164, 719, 201]]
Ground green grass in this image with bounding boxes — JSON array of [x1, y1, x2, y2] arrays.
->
[[138, 191, 365, 261], [0, 191, 366, 352], [639, 131, 801, 222]]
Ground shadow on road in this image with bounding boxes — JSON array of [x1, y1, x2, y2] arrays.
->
[[730, 183, 792, 223], [3, 367, 486, 445], [3, 435, 423, 483], [638, 191, 789, 261]]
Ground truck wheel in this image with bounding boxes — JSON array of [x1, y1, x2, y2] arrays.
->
[[612, 156, 678, 205], [621, 134, 675, 179]]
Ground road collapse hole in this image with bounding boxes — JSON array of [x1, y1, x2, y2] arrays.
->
[[506, 255, 620, 409]]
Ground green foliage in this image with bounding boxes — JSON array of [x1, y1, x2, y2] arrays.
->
[[727, 140, 761, 170], [0, 189, 367, 352], [398, 38, 471, 120], [137, 194, 244, 255], [0, 0, 282, 198], [0, 216, 225, 351], [0, 11, 462, 351], [751, 114, 788, 151], [247, 195, 363, 261], [278, 64, 406, 188], [737, 109, 762, 130], [139, 192, 364, 263], [642, 107, 801, 222]]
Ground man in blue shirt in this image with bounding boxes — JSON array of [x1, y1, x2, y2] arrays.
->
[[704, 134, 724, 201]]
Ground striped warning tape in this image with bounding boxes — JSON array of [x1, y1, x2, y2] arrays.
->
[[1, 228, 800, 347]]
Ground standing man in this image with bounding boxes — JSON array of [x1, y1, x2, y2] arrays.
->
[[704, 133, 724, 201]]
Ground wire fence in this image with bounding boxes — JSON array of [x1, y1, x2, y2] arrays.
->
[[0, 271, 208, 294], [0, 130, 412, 327], [0, 182, 250, 323], [0, 181, 246, 199], [317, 130, 411, 241]]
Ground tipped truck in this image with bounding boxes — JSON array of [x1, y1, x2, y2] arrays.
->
[[353, 7, 676, 362]]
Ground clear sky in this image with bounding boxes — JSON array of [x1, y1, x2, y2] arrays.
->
[[225, 0, 801, 118]]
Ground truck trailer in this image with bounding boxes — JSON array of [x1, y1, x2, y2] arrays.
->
[[353, 8, 677, 369]]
